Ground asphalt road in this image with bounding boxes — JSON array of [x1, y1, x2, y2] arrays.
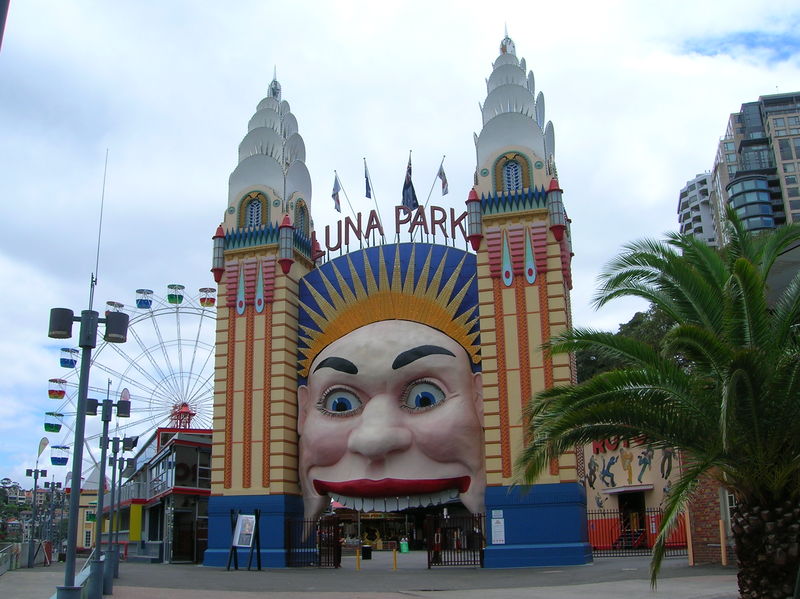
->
[[1, 551, 738, 599]]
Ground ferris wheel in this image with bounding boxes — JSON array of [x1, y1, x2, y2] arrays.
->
[[45, 285, 217, 480]]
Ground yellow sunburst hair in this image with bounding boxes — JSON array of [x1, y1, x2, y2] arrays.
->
[[298, 244, 480, 377]]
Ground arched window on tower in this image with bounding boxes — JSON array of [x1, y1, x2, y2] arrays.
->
[[294, 202, 309, 237], [246, 198, 262, 228], [503, 160, 523, 192]]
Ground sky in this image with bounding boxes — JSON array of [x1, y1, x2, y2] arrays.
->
[[1, 0, 799, 488]]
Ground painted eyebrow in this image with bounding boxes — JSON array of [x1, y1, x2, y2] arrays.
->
[[392, 345, 456, 370], [313, 356, 358, 374]]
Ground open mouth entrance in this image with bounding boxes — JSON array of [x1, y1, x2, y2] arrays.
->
[[286, 499, 484, 569]]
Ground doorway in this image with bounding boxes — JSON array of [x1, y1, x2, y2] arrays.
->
[[172, 510, 195, 562]]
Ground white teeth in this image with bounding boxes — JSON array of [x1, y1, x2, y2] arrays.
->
[[326, 489, 461, 511]]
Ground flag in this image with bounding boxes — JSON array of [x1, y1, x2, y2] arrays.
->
[[364, 161, 372, 199], [331, 174, 341, 212], [437, 164, 449, 195], [402, 157, 418, 210]]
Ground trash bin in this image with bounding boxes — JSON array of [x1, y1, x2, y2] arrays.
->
[[361, 545, 372, 560], [400, 540, 409, 553]]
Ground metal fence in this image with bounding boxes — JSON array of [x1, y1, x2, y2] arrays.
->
[[424, 513, 484, 568], [586, 508, 688, 557], [285, 516, 341, 568]]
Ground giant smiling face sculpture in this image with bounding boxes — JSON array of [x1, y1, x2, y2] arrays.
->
[[298, 319, 485, 520]]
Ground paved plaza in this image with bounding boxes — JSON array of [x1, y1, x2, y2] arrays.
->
[[1, 552, 737, 599]]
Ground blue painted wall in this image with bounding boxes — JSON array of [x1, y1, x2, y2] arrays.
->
[[483, 482, 592, 567], [203, 494, 303, 567]]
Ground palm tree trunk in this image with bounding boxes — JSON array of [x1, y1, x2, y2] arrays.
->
[[730, 498, 799, 598]]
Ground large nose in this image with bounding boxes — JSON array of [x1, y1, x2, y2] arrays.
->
[[347, 395, 411, 460]]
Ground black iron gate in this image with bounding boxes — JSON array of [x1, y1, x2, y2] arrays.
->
[[424, 513, 484, 568], [285, 515, 342, 567]]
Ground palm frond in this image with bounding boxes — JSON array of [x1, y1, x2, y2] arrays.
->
[[724, 258, 771, 349]]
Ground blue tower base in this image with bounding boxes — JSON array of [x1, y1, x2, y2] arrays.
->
[[483, 483, 592, 568], [203, 494, 304, 568]]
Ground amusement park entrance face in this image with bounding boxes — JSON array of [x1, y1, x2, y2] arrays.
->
[[298, 320, 485, 520]]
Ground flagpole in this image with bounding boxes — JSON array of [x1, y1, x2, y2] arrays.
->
[[364, 158, 385, 244], [423, 154, 446, 210], [335, 170, 358, 220]]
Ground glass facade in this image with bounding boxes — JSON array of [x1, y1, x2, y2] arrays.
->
[[726, 176, 775, 232]]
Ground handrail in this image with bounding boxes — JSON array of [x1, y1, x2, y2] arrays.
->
[[79, 547, 95, 573], [0, 544, 14, 576]]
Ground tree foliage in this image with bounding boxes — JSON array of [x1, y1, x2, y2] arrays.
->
[[518, 210, 800, 596], [576, 304, 674, 383]]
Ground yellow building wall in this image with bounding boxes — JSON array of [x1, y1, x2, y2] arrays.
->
[[211, 247, 310, 499], [478, 199, 576, 488], [128, 503, 142, 541]]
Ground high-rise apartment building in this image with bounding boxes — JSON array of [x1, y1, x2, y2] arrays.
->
[[695, 92, 800, 245], [677, 173, 717, 247]]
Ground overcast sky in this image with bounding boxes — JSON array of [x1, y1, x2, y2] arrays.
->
[[1, 0, 799, 487]]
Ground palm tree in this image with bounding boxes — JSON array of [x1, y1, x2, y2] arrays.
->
[[518, 211, 800, 598]]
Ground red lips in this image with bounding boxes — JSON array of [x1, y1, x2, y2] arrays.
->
[[314, 476, 470, 497]]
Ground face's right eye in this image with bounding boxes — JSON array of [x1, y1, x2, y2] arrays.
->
[[320, 389, 362, 415]]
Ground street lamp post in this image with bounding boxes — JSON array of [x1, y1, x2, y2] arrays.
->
[[88, 382, 131, 599], [106, 434, 137, 580], [48, 304, 128, 599], [25, 466, 47, 568], [44, 481, 63, 551]]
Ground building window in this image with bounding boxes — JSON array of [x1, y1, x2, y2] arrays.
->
[[238, 191, 269, 228], [776, 129, 787, 136], [779, 139, 793, 161], [503, 160, 522, 192], [789, 187, 800, 198], [789, 116, 800, 126], [294, 202, 309, 237], [725, 153, 736, 163], [775, 118, 785, 127], [246, 199, 262, 227], [793, 138, 800, 158], [789, 200, 800, 210], [787, 176, 798, 185], [84, 530, 92, 548], [784, 163, 797, 173], [724, 141, 735, 151], [720, 489, 737, 536]]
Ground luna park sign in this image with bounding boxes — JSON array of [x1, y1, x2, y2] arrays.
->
[[321, 205, 469, 251]]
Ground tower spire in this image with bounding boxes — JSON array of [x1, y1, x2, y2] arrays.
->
[[269, 66, 281, 100], [500, 29, 515, 56]]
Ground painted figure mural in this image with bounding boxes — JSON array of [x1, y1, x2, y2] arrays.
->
[[296, 244, 485, 521], [620, 446, 633, 485]]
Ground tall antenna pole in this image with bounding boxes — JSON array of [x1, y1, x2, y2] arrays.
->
[[89, 149, 109, 311]]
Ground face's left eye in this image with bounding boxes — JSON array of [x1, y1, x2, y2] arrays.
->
[[403, 381, 446, 411]]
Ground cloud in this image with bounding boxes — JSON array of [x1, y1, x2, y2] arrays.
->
[[684, 30, 800, 64], [1, 0, 800, 484]]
